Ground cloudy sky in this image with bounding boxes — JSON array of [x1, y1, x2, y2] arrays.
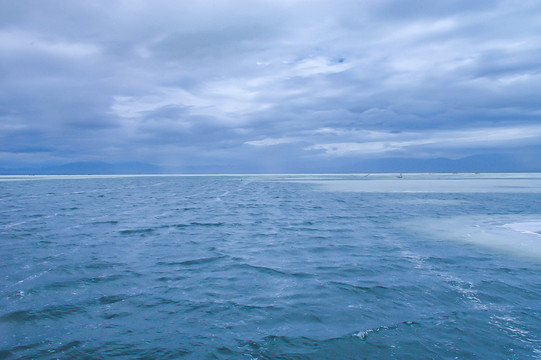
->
[[1, 0, 541, 173]]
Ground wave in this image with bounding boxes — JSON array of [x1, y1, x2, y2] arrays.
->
[[353, 320, 421, 340], [43, 274, 126, 290], [156, 256, 226, 267], [0, 304, 85, 323], [189, 221, 224, 227], [233, 263, 312, 278], [151, 222, 225, 230], [330, 281, 391, 296], [236, 321, 423, 360], [90, 220, 119, 225], [119, 228, 155, 235]]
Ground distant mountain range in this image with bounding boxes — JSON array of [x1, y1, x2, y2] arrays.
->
[[0, 162, 163, 175], [0, 153, 539, 175], [347, 154, 540, 174]]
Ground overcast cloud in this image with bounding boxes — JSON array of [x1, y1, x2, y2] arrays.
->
[[1, 0, 540, 173]]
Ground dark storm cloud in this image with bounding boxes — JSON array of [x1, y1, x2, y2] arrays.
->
[[1, 0, 540, 172]]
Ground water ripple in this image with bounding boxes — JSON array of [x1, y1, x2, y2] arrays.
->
[[1, 175, 540, 359]]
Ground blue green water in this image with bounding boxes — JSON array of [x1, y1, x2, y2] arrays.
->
[[1, 174, 540, 359]]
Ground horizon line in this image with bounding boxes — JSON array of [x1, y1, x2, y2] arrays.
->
[[2, 172, 541, 177]]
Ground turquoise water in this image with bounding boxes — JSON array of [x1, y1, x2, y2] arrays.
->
[[1, 174, 540, 359]]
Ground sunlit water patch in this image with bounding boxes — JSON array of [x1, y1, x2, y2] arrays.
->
[[288, 173, 541, 193], [1, 174, 540, 359], [405, 215, 541, 260]]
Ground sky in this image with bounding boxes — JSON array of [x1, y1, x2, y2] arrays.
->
[[1, 0, 541, 173]]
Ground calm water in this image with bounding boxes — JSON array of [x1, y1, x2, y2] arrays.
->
[[1, 174, 540, 359]]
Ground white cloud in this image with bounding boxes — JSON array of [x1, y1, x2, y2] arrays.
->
[[245, 137, 298, 146], [289, 57, 351, 77], [111, 83, 274, 128], [306, 125, 541, 156], [110, 54, 350, 127]]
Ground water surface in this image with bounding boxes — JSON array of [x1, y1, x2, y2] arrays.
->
[[1, 174, 540, 359]]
